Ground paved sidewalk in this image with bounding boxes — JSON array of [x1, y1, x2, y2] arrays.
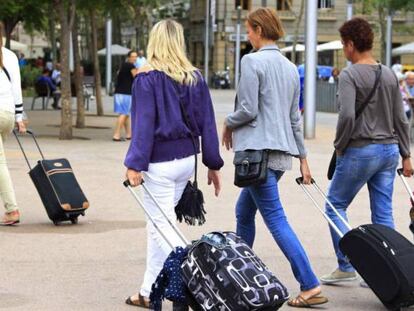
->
[[1, 90, 413, 310]]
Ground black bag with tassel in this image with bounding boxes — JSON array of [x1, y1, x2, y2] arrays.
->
[[173, 82, 206, 226]]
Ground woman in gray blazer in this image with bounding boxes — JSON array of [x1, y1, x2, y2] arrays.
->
[[222, 8, 327, 308]]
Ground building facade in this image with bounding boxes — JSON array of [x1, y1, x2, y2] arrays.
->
[[187, 0, 414, 84]]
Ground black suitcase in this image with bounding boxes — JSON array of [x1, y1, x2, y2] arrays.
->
[[14, 130, 89, 225], [297, 177, 414, 311], [124, 180, 289, 311]]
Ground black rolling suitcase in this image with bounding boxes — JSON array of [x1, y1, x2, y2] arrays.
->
[[296, 177, 414, 311], [14, 130, 89, 225], [124, 180, 289, 311]]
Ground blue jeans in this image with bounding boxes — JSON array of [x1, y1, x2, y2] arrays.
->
[[326, 143, 399, 272], [236, 170, 320, 291]]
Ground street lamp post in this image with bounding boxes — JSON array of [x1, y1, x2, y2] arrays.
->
[[386, 10, 393, 68], [105, 16, 112, 95], [204, 0, 210, 82], [347, 0, 353, 20], [304, 0, 318, 139], [234, 6, 241, 89], [262, 0, 267, 7]]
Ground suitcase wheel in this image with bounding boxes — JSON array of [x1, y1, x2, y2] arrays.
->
[[70, 217, 78, 224]]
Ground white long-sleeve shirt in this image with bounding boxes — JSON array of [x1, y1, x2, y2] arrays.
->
[[0, 47, 23, 121]]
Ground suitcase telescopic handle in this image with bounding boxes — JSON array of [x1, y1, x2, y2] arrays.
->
[[296, 177, 353, 238], [123, 180, 189, 249], [13, 129, 45, 170], [396, 168, 414, 203]]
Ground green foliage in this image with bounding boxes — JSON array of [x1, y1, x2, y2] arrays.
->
[[20, 65, 41, 89]]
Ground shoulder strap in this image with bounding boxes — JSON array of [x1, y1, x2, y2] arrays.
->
[[3, 67, 11, 82], [355, 64, 382, 119]]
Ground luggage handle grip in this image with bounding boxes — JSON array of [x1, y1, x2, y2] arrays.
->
[[123, 179, 189, 248], [296, 177, 353, 237], [13, 129, 45, 170], [396, 168, 414, 204]]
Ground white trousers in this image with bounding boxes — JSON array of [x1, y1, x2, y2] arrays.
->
[[139, 155, 194, 297]]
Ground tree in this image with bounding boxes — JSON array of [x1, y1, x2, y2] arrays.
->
[[288, 0, 305, 65], [55, 0, 76, 140], [72, 14, 86, 129], [0, 0, 46, 49], [356, 0, 414, 63]]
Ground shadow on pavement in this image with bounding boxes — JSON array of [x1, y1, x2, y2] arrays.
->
[[0, 220, 145, 234]]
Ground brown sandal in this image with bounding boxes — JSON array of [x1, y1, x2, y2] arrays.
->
[[125, 294, 153, 309], [287, 294, 328, 308]]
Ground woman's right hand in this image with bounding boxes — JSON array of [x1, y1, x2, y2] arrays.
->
[[299, 158, 312, 185], [16, 121, 27, 133], [126, 169, 143, 187], [402, 157, 413, 177]]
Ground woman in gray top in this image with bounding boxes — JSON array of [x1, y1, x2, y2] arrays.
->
[[320, 18, 413, 285], [222, 8, 328, 308]]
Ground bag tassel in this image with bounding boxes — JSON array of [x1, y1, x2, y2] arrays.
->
[[175, 181, 206, 226]]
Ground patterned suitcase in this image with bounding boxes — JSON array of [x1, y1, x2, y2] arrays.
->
[[124, 180, 289, 311]]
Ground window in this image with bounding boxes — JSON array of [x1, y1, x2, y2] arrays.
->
[[235, 0, 251, 10], [276, 0, 292, 11], [318, 0, 334, 9]]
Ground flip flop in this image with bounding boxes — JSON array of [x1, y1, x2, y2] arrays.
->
[[125, 294, 153, 308], [287, 294, 328, 308], [112, 137, 125, 142], [126, 137, 132, 140]]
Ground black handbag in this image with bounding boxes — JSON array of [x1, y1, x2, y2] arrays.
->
[[172, 82, 206, 226], [327, 64, 382, 180], [234, 149, 270, 187]]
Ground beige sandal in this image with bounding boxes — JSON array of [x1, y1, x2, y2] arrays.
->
[[287, 294, 328, 308]]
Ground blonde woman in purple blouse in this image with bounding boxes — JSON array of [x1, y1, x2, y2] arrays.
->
[[124, 20, 223, 308]]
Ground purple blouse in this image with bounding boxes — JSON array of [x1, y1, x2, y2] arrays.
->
[[124, 70, 223, 171]]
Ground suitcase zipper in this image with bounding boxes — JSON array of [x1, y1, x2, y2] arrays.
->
[[359, 226, 396, 256]]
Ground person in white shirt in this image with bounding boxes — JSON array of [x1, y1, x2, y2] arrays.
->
[[0, 27, 27, 225]]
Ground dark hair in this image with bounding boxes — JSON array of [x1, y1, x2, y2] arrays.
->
[[0, 23, 3, 68], [339, 17, 373, 52], [247, 8, 285, 41], [42, 68, 50, 75], [127, 50, 137, 57]]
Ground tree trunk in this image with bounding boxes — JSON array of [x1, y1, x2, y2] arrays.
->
[[73, 15, 85, 129], [56, 0, 73, 139], [378, 5, 387, 64], [48, 4, 57, 64], [291, 0, 305, 65], [90, 8, 104, 116], [3, 19, 18, 50]]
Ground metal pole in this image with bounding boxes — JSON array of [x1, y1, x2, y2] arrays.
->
[[204, 0, 210, 82], [105, 17, 112, 94], [386, 11, 393, 68], [69, 32, 74, 71], [347, 0, 353, 20], [304, 0, 317, 139], [234, 6, 241, 89], [261, 0, 267, 7]]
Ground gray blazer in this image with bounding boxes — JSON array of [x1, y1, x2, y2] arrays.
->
[[225, 45, 306, 158]]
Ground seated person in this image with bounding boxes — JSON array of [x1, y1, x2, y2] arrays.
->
[[36, 69, 61, 109]]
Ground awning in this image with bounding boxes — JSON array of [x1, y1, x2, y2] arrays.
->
[[2, 37, 28, 51], [97, 44, 130, 56], [316, 40, 343, 52], [392, 42, 414, 56], [280, 44, 305, 53]]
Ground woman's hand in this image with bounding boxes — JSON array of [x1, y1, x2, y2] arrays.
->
[[126, 169, 143, 187], [222, 122, 233, 151], [207, 169, 221, 197], [16, 121, 26, 133], [299, 158, 312, 184], [402, 157, 413, 177]]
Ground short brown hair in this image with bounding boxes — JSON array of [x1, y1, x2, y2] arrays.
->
[[247, 8, 285, 41], [339, 17, 374, 52]]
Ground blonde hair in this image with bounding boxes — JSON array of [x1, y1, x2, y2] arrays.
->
[[147, 19, 198, 85]]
